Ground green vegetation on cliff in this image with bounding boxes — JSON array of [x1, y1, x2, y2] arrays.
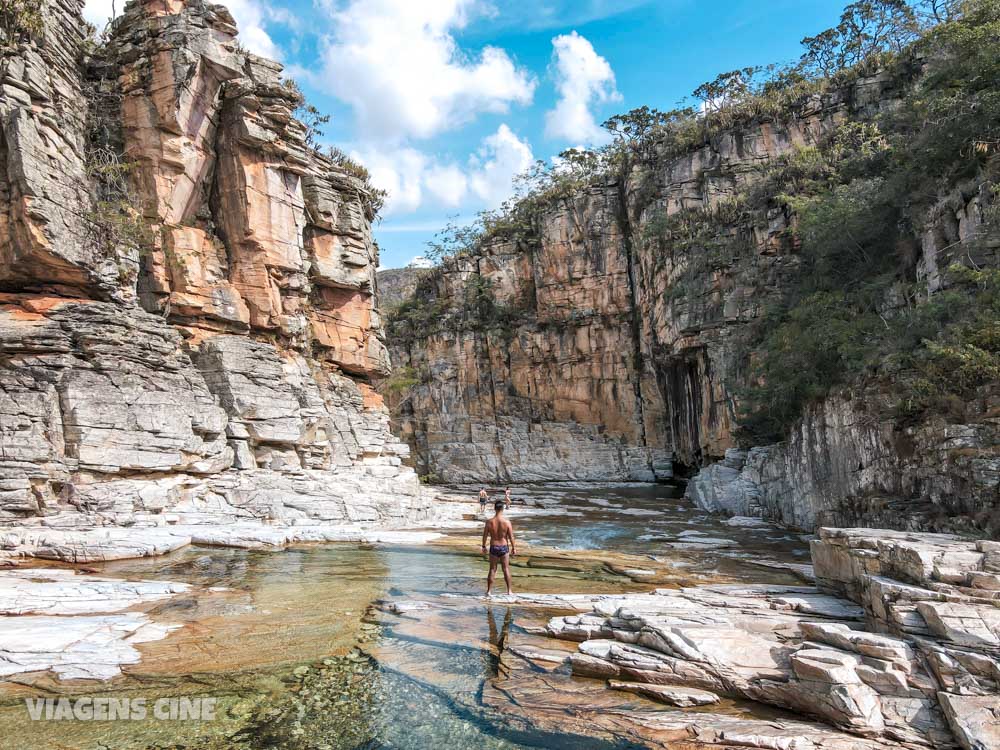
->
[[737, 0, 1000, 441], [385, 0, 999, 448]]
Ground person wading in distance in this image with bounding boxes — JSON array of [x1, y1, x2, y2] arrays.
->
[[479, 487, 489, 512], [482, 501, 516, 596], [504, 486, 511, 508]]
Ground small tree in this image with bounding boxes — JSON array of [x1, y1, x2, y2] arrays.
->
[[693, 67, 764, 112], [0, 0, 42, 48], [798, 0, 918, 77], [602, 106, 678, 147], [283, 79, 330, 147]]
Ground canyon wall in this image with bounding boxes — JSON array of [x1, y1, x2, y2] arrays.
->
[[0, 0, 431, 555], [384, 71, 999, 533], [385, 191, 673, 483]]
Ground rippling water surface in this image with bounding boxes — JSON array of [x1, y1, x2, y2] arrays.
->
[[0, 483, 810, 750]]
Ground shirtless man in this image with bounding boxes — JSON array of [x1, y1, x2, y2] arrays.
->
[[481, 501, 516, 596], [479, 487, 489, 512]]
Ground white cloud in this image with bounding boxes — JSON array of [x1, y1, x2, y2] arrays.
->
[[545, 31, 620, 144], [425, 164, 469, 207], [225, 0, 284, 59], [356, 146, 431, 215], [82, 0, 282, 59], [468, 124, 534, 207], [408, 256, 434, 268], [315, 0, 536, 142], [355, 124, 533, 216]]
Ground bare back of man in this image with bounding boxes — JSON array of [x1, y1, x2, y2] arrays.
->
[[481, 502, 515, 595]]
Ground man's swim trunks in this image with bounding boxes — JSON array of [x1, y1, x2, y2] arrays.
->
[[489, 544, 509, 557]]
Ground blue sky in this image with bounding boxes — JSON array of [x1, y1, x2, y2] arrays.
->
[[84, 0, 847, 268]]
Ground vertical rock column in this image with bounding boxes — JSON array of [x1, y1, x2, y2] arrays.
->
[[0, 0, 121, 296]]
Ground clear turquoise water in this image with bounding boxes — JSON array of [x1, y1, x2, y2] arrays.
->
[[0, 483, 808, 750]]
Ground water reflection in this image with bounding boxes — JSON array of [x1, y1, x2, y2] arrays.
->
[[484, 605, 513, 678], [0, 483, 812, 750]]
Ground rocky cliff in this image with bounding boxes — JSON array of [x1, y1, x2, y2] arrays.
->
[[382, 196, 673, 483], [384, 25, 999, 534], [0, 0, 433, 560]]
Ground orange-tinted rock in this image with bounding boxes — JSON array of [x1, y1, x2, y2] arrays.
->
[[310, 287, 390, 376], [0, 0, 421, 534], [111, 0, 389, 377]]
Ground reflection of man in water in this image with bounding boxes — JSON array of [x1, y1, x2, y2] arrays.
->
[[484, 605, 513, 678], [481, 501, 516, 596]]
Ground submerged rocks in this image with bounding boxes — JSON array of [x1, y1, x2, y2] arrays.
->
[[0, 568, 188, 681], [497, 529, 1000, 750]]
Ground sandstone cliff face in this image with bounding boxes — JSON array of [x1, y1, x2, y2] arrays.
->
[[385, 186, 673, 483], [386, 72, 999, 533], [0, 0, 428, 549]]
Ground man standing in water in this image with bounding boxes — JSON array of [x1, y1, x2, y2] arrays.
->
[[479, 487, 489, 512], [482, 501, 516, 596]]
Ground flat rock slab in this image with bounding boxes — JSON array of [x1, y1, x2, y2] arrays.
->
[[2, 527, 193, 562], [628, 711, 902, 749], [0, 523, 445, 562], [0, 567, 191, 681], [609, 680, 720, 706], [939, 693, 1000, 750], [0, 568, 190, 615], [0, 613, 180, 681], [916, 601, 1000, 648]]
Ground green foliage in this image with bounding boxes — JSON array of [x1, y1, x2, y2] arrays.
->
[[787, 177, 901, 291], [326, 146, 388, 217], [891, 264, 1000, 419], [0, 0, 42, 48], [385, 278, 450, 343], [799, 0, 918, 77], [458, 276, 527, 337], [736, 178, 903, 442], [83, 146, 147, 264], [384, 272, 532, 344], [885, 0, 1000, 190], [425, 219, 488, 264], [738, 292, 890, 441], [733, 1, 1000, 441], [380, 366, 421, 395], [283, 79, 330, 147]]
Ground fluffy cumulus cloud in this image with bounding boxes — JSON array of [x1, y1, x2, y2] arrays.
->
[[82, 0, 281, 58], [467, 124, 534, 206], [315, 0, 536, 142], [225, 0, 284, 59], [545, 31, 620, 144], [354, 124, 533, 216]]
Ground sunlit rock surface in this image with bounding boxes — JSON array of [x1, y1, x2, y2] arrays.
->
[[0, 568, 187, 680], [383, 528, 1000, 750], [383, 71, 998, 534], [0, 0, 433, 558]]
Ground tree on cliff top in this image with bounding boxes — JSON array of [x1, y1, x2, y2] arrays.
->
[[0, 0, 42, 48]]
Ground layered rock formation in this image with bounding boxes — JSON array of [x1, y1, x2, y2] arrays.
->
[[0, 0, 433, 559], [384, 68, 998, 531], [382, 194, 675, 483], [388, 529, 999, 749]]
